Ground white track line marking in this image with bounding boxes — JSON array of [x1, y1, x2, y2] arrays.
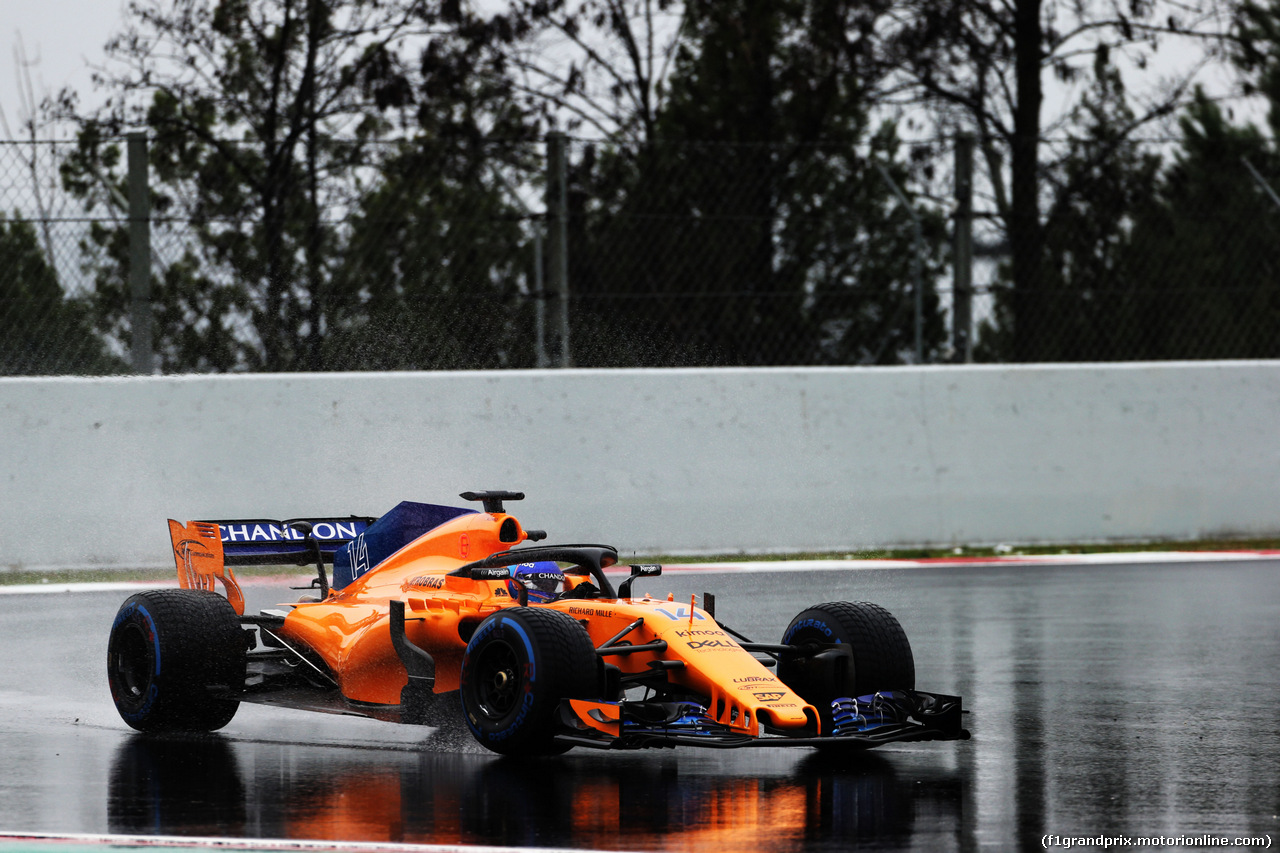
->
[[0, 831, 630, 853], [2, 551, 1277, 595]]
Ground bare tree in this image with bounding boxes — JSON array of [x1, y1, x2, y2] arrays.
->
[[867, 0, 1235, 359]]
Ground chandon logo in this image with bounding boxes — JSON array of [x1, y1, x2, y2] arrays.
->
[[218, 521, 365, 543]]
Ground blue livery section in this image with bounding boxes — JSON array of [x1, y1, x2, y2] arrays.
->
[[209, 517, 375, 565], [332, 501, 477, 591]]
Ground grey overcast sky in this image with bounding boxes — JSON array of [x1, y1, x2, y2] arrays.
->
[[1, 0, 127, 132], [0, 1, 1259, 142]]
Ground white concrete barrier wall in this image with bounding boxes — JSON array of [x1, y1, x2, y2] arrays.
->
[[3, 362, 1278, 571]]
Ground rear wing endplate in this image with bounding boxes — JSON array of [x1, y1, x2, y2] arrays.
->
[[167, 516, 375, 616]]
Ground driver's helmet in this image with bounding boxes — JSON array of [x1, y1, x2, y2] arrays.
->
[[509, 561, 566, 603]]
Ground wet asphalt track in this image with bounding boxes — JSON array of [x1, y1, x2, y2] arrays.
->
[[1, 559, 1278, 852]]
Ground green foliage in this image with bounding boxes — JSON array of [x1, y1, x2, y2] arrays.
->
[[979, 30, 1280, 363], [563, 0, 947, 366], [57, 0, 537, 373], [978, 49, 1164, 361], [1120, 92, 1280, 359], [0, 216, 125, 375], [322, 136, 537, 370]]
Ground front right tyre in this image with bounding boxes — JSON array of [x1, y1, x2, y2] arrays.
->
[[460, 607, 597, 755], [777, 601, 915, 733]]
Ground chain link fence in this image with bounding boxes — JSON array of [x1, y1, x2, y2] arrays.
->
[[2, 132, 1279, 376]]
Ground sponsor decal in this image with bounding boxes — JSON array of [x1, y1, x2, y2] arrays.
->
[[219, 521, 364, 543], [568, 606, 613, 618], [459, 533, 470, 558], [518, 572, 563, 584], [733, 676, 777, 685], [472, 567, 510, 581], [654, 606, 706, 622], [408, 575, 446, 590], [784, 618, 834, 641], [753, 692, 787, 703], [173, 538, 215, 562], [674, 629, 727, 639], [686, 639, 735, 651]]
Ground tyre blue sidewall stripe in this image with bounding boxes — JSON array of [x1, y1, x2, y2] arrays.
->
[[136, 604, 161, 676], [504, 618, 536, 683]]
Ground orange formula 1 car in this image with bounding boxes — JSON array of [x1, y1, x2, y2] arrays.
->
[[107, 492, 969, 756]]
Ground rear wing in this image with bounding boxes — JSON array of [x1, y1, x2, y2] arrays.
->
[[199, 517, 376, 565], [168, 516, 375, 616]]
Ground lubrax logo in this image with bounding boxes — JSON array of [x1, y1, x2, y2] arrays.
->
[[733, 676, 775, 684]]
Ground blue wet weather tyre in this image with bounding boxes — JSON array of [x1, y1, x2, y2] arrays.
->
[[460, 607, 597, 756], [106, 589, 246, 732], [781, 601, 915, 696]]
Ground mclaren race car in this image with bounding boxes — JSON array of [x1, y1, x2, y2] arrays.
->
[[107, 491, 969, 755]]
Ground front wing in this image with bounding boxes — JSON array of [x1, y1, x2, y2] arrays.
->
[[555, 689, 969, 751]]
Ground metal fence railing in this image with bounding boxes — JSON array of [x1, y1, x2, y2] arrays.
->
[[3, 132, 1280, 375]]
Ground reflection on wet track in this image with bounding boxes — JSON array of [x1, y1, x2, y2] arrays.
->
[[103, 733, 960, 850], [2, 559, 1277, 851]]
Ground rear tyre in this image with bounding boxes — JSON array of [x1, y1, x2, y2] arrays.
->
[[107, 589, 246, 732], [460, 607, 597, 756], [778, 601, 915, 730]]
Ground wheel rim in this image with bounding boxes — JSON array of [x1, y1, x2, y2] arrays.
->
[[473, 640, 521, 719], [110, 624, 152, 702]]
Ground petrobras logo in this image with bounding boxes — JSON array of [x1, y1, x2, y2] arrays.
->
[[407, 575, 446, 590], [216, 520, 367, 544]]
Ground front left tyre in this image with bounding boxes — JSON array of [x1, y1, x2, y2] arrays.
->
[[107, 589, 247, 732], [460, 607, 598, 755]]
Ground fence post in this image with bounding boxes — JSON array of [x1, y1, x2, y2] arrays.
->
[[546, 132, 571, 367], [127, 131, 154, 375], [953, 133, 974, 363]]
